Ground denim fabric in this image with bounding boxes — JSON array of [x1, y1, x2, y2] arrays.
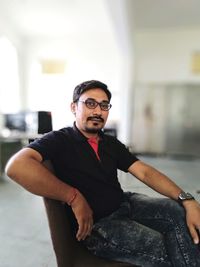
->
[[84, 193, 200, 267]]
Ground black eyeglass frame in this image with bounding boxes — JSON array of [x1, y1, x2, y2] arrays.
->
[[77, 98, 112, 111]]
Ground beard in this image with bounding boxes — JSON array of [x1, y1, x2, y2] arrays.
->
[[84, 116, 105, 133]]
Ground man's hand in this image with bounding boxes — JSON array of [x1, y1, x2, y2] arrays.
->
[[70, 190, 93, 241], [183, 200, 200, 244]]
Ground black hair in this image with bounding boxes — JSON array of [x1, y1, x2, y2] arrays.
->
[[73, 80, 112, 102]]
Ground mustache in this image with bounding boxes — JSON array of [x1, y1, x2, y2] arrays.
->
[[87, 116, 104, 123]]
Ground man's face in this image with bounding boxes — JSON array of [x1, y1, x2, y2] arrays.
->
[[71, 88, 110, 136]]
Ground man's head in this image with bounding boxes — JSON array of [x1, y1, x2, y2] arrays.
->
[[72, 80, 111, 103], [71, 80, 112, 137]]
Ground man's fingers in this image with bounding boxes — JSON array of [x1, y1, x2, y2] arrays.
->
[[76, 219, 93, 241], [76, 220, 87, 240], [71, 190, 94, 241], [76, 226, 91, 241], [76, 222, 84, 241], [189, 225, 200, 244]]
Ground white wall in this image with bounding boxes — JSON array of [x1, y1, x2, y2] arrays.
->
[[134, 28, 200, 83], [0, 0, 134, 143], [0, 9, 127, 137], [0, 16, 23, 131], [23, 34, 123, 131]]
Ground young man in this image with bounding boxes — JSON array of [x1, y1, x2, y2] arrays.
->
[[6, 80, 200, 266]]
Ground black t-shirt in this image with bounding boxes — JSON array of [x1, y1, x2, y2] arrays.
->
[[28, 124, 139, 222]]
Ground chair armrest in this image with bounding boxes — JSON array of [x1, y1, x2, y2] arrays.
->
[[44, 197, 74, 266]]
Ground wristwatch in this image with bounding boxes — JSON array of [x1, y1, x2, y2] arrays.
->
[[178, 191, 195, 204]]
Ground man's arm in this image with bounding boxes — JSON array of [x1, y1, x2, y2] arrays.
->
[[128, 160, 182, 199], [5, 148, 93, 241], [128, 160, 200, 244]]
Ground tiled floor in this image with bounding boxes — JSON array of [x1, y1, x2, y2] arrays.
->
[[0, 155, 200, 267]]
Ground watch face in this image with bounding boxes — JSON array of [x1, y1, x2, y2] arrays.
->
[[179, 192, 194, 201]]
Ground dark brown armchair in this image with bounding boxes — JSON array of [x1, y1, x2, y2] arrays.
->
[[43, 161, 137, 267]]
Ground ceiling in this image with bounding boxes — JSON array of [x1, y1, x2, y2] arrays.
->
[[0, 0, 114, 38], [1, 0, 200, 41], [0, 0, 200, 55]]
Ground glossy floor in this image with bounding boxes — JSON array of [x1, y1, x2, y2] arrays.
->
[[0, 155, 200, 267]]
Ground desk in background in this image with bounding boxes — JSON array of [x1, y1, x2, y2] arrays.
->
[[0, 133, 42, 177]]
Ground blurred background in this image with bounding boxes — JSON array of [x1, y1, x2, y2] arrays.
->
[[0, 0, 200, 266], [1, 0, 200, 156]]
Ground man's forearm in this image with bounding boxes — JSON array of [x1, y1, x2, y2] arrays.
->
[[5, 149, 75, 204], [143, 165, 182, 199], [129, 160, 182, 200]]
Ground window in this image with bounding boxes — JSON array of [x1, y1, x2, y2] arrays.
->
[[0, 36, 20, 113]]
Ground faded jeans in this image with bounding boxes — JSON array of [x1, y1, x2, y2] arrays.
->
[[83, 193, 200, 267]]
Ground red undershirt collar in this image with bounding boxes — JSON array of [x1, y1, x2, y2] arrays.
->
[[87, 137, 100, 160]]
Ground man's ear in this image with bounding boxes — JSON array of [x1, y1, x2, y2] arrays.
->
[[71, 102, 76, 115]]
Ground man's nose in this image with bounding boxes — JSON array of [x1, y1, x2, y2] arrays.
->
[[93, 104, 102, 114]]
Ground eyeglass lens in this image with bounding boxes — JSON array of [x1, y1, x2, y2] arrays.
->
[[85, 99, 111, 111]]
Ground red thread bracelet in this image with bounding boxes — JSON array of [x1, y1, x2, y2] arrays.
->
[[67, 188, 78, 206]]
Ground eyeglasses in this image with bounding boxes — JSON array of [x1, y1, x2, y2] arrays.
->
[[78, 98, 112, 111]]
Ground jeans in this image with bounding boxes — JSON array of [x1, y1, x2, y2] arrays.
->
[[83, 193, 200, 267]]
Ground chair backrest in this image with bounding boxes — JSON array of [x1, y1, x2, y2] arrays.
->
[[43, 161, 136, 267]]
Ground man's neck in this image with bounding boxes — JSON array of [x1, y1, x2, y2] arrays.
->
[[74, 122, 99, 139], [80, 130, 99, 139]]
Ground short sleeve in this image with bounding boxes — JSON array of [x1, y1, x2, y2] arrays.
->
[[27, 131, 67, 161], [115, 139, 139, 172]]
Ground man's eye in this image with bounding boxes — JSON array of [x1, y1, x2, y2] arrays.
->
[[101, 103, 108, 108], [87, 100, 96, 107], [101, 102, 109, 108]]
